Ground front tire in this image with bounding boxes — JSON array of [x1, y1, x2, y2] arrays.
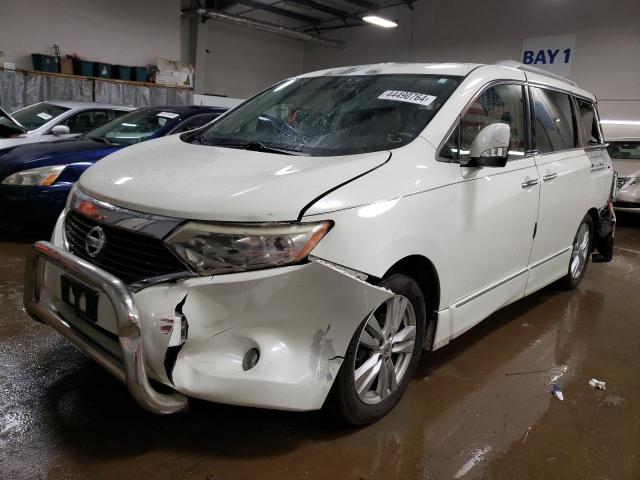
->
[[559, 214, 593, 289], [329, 274, 427, 425]]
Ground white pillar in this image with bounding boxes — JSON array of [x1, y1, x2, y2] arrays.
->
[[194, 17, 209, 95]]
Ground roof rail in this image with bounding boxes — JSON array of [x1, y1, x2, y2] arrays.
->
[[494, 60, 577, 86]]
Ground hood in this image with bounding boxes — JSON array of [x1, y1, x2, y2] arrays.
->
[[0, 138, 120, 180], [612, 159, 640, 178], [0, 107, 26, 138], [0, 137, 31, 149], [79, 135, 390, 222]]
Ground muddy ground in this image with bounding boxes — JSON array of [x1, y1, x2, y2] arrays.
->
[[1, 215, 638, 479]]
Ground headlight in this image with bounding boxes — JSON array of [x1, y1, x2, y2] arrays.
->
[[166, 220, 333, 275], [1, 165, 66, 186], [629, 177, 640, 186]]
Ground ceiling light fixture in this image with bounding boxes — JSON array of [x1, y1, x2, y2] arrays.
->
[[362, 15, 398, 28]]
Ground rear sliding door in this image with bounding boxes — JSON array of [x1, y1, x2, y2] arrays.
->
[[526, 86, 591, 295]]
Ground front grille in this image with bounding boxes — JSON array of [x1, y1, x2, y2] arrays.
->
[[64, 211, 189, 284], [617, 177, 628, 189]]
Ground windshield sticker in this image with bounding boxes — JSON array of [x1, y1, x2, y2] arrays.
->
[[36, 112, 53, 120], [157, 111, 179, 119], [378, 90, 437, 106]]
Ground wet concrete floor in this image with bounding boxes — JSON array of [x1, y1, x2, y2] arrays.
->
[[1, 216, 639, 479]]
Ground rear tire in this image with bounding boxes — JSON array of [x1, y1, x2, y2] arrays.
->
[[559, 214, 593, 289], [329, 274, 427, 425]]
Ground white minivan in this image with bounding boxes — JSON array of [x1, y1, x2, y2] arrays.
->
[[24, 62, 616, 424]]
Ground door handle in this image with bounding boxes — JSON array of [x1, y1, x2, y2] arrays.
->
[[521, 178, 539, 188], [543, 173, 558, 182], [591, 164, 606, 172]]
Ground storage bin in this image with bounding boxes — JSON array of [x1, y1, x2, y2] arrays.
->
[[31, 54, 58, 73], [112, 65, 132, 80], [131, 66, 148, 82], [94, 62, 111, 78], [73, 60, 94, 77]]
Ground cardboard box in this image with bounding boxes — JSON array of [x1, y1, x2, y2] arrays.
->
[[153, 57, 194, 87], [60, 58, 73, 75], [154, 70, 192, 87]]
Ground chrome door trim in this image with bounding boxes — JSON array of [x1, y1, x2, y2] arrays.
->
[[452, 247, 572, 309], [529, 246, 571, 270], [454, 268, 528, 308]]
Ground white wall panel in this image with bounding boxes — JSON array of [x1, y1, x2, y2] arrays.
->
[[303, 0, 640, 121], [201, 20, 304, 98], [0, 0, 181, 68]]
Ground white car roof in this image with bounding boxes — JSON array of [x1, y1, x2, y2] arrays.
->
[[31, 100, 135, 110], [298, 62, 482, 78], [297, 61, 595, 101]]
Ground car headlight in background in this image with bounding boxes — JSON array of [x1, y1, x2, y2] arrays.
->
[[166, 220, 332, 275], [1, 165, 66, 186]]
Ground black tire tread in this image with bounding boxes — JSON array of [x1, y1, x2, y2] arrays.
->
[[328, 274, 427, 425]]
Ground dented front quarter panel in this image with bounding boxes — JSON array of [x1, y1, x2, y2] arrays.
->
[[133, 261, 393, 411]]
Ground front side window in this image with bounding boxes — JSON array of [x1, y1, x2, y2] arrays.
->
[[440, 84, 526, 161], [3, 103, 70, 131], [84, 109, 179, 146], [58, 110, 113, 134], [576, 99, 603, 145], [532, 88, 577, 153], [186, 75, 461, 156]]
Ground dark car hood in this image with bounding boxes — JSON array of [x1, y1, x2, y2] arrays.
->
[[0, 138, 121, 179], [0, 107, 26, 138]]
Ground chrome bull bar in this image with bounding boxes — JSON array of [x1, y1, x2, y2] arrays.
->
[[23, 240, 188, 415]]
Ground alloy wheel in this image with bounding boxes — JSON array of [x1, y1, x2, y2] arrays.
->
[[570, 222, 590, 280], [353, 295, 417, 405]]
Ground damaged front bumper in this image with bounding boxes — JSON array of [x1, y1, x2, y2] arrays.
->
[[24, 241, 188, 414], [24, 240, 392, 414]]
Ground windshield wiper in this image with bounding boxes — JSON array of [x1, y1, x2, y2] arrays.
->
[[192, 134, 212, 146], [218, 141, 303, 156]]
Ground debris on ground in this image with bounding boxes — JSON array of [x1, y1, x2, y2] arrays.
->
[[589, 378, 606, 390], [551, 384, 564, 401]]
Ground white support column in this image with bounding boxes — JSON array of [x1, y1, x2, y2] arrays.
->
[[194, 16, 209, 95]]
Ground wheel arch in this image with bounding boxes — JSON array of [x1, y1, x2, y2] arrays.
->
[[587, 207, 599, 249], [382, 255, 441, 350]]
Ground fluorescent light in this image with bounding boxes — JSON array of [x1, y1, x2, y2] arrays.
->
[[600, 119, 640, 126], [362, 15, 398, 28]]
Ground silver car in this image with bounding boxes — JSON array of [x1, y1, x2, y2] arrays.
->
[[608, 138, 640, 212], [0, 101, 134, 149]]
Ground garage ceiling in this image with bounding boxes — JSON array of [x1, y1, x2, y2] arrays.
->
[[199, 0, 414, 34]]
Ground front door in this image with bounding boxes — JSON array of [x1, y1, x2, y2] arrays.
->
[[442, 82, 539, 337]]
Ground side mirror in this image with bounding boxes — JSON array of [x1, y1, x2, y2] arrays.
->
[[462, 122, 510, 168], [50, 125, 70, 135]]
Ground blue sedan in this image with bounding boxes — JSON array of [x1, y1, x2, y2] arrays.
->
[[0, 105, 226, 233]]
